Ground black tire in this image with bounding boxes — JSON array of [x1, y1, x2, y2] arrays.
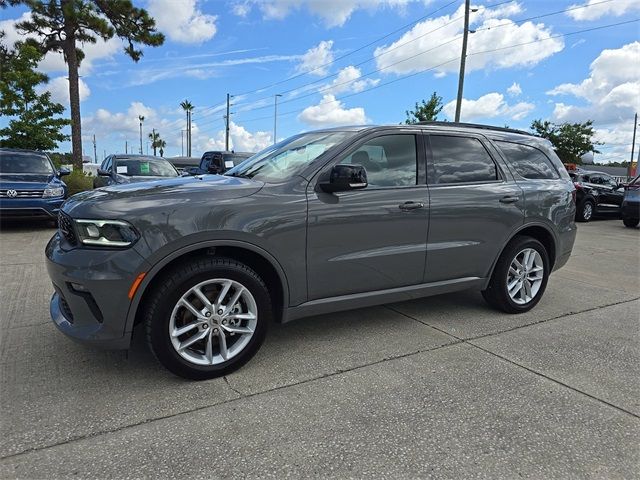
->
[[482, 236, 550, 314], [623, 217, 639, 228], [576, 199, 595, 222], [144, 257, 271, 380]]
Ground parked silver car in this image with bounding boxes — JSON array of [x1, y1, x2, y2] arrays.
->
[[46, 123, 577, 379]]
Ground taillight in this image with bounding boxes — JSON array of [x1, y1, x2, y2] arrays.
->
[[573, 181, 582, 189]]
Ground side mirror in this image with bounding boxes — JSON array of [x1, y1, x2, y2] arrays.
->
[[186, 167, 200, 175], [97, 168, 110, 177], [58, 167, 71, 177], [207, 164, 221, 174], [320, 164, 368, 193]]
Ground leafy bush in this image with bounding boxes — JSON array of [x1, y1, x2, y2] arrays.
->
[[64, 169, 93, 196]]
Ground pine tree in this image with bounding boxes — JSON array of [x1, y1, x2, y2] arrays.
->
[[0, 39, 70, 150], [405, 92, 444, 124], [9, 0, 164, 169]]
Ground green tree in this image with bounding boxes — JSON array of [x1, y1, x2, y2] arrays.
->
[[180, 100, 194, 156], [531, 119, 602, 164], [405, 92, 443, 124], [0, 40, 70, 150], [9, 0, 164, 170], [148, 130, 164, 156]]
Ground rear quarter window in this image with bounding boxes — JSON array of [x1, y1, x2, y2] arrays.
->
[[496, 141, 559, 180]]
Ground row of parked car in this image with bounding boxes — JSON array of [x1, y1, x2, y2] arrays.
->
[[0, 148, 253, 220], [2, 146, 637, 227]]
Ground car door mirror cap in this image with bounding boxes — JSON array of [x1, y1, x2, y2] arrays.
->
[[320, 164, 368, 193], [58, 167, 71, 177], [97, 168, 110, 176]]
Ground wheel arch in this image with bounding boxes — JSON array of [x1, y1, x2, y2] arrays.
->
[[125, 240, 290, 335]]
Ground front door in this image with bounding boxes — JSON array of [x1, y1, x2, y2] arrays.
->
[[306, 132, 429, 300]]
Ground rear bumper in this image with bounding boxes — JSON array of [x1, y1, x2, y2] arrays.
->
[[0, 197, 64, 218]]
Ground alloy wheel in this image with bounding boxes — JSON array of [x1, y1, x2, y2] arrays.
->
[[506, 248, 544, 305], [169, 278, 258, 366]]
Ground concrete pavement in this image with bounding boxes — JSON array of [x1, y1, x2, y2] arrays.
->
[[0, 219, 638, 478]]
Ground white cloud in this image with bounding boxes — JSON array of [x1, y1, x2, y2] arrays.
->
[[199, 122, 272, 152], [443, 93, 534, 121], [566, 0, 640, 21], [298, 94, 367, 127], [324, 66, 380, 94], [547, 42, 640, 163], [237, 0, 423, 28], [507, 82, 522, 97], [374, 3, 563, 76], [38, 76, 91, 105], [147, 0, 217, 44], [297, 40, 334, 76]]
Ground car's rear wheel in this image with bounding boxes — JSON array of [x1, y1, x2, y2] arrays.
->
[[144, 257, 271, 380], [482, 236, 550, 314], [576, 199, 594, 222], [623, 217, 639, 228]]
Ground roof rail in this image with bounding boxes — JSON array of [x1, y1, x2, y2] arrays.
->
[[416, 121, 534, 137]]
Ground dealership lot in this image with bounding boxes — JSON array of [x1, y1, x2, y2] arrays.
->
[[0, 220, 638, 478]]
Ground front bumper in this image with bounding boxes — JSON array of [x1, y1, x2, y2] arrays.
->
[[0, 196, 64, 218], [45, 232, 151, 349]]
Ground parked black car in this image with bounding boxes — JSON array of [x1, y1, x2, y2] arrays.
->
[[94, 155, 180, 188], [622, 174, 639, 228], [187, 151, 253, 175], [568, 169, 625, 222], [167, 156, 201, 174]]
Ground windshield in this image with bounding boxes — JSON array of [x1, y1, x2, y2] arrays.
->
[[225, 131, 356, 182], [115, 157, 178, 177], [0, 153, 54, 174]]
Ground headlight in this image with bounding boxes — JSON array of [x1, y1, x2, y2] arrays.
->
[[43, 185, 65, 198], [75, 219, 139, 247]]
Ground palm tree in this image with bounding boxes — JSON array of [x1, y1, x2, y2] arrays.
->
[[148, 130, 163, 156], [180, 100, 194, 156]]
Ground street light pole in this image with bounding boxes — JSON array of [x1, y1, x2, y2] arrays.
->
[[273, 94, 282, 145], [225, 93, 232, 151], [629, 113, 638, 179], [138, 115, 144, 154]]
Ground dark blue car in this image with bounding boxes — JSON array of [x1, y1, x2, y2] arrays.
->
[[0, 148, 69, 220]]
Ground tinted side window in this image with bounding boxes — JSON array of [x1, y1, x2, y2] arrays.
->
[[341, 135, 417, 187], [496, 141, 559, 180], [430, 136, 498, 184]]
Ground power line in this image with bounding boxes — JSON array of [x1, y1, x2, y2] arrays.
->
[[234, 18, 638, 126]]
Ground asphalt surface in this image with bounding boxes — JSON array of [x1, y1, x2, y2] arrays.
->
[[0, 218, 638, 479]]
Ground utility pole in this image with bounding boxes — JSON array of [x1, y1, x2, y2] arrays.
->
[[455, 0, 477, 122], [273, 94, 282, 145], [92, 134, 97, 163], [225, 93, 233, 151], [629, 113, 638, 179], [125, 140, 128, 154], [138, 115, 144, 154]]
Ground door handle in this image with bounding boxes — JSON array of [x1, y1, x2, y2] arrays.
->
[[499, 195, 520, 204], [399, 201, 425, 211]]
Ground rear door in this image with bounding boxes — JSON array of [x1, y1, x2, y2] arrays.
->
[[424, 133, 524, 283], [306, 131, 429, 300]]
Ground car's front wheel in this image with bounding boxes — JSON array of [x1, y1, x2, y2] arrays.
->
[[144, 257, 271, 380], [623, 217, 639, 228], [576, 199, 595, 222], [482, 236, 550, 313]]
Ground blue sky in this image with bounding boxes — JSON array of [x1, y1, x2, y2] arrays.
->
[[1, 0, 639, 163]]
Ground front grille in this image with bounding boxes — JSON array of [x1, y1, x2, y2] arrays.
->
[[58, 212, 77, 246], [0, 189, 44, 198]]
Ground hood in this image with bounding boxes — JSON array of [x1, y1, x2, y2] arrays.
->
[[0, 173, 58, 188], [62, 174, 264, 218], [114, 174, 178, 184]]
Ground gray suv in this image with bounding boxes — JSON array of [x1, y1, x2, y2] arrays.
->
[[46, 123, 577, 379]]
